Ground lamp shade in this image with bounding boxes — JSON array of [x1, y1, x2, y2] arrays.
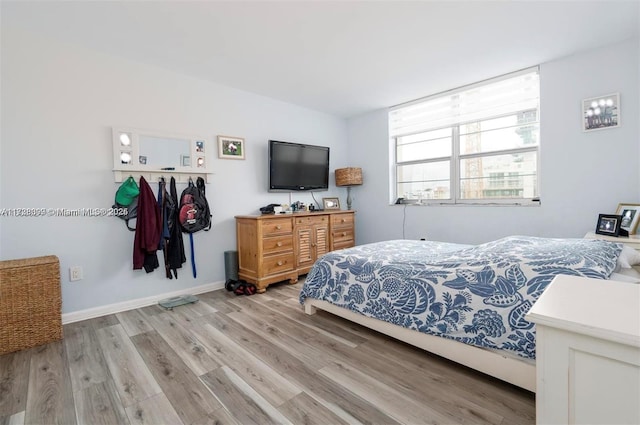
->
[[335, 167, 363, 187]]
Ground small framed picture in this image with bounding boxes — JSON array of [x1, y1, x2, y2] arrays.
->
[[616, 203, 640, 235], [218, 135, 245, 160], [323, 197, 341, 210], [595, 214, 622, 237], [180, 154, 191, 167], [583, 93, 620, 132]]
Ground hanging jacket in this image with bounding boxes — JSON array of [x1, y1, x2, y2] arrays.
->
[[157, 178, 171, 278], [133, 176, 162, 272], [157, 178, 171, 246], [166, 177, 186, 278]]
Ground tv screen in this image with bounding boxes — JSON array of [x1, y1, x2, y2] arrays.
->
[[269, 140, 330, 191]]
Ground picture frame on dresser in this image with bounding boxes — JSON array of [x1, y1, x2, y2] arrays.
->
[[323, 197, 340, 210], [616, 203, 640, 235], [595, 213, 622, 236]]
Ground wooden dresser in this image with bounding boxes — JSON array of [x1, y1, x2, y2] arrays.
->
[[235, 210, 355, 292]]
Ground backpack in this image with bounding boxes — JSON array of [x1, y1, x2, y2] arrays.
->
[[179, 177, 212, 233], [113, 176, 139, 231], [179, 177, 212, 278]]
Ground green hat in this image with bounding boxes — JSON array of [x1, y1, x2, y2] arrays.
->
[[115, 176, 140, 206]]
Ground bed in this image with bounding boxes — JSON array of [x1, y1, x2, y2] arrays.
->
[[300, 236, 629, 392]]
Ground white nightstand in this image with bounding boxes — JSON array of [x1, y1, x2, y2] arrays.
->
[[527, 275, 640, 424], [584, 231, 640, 252]]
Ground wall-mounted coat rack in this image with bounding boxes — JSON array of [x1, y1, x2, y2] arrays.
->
[[112, 127, 213, 183]]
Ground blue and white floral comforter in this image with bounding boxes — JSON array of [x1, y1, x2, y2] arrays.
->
[[300, 236, 622, 359]]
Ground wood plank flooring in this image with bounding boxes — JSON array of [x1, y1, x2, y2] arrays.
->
[[0, 281, 535, 425]]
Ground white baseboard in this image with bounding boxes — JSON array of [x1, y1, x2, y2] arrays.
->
[[61, 280, 225, 324]]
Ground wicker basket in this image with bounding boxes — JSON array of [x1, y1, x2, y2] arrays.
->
[[0, 255, 62, 355]]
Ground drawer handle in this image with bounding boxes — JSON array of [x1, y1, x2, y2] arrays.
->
[[276, 242, 282, 247], [277, 260, 284, 266], [342, 232, 347, 236], [276, 225, 282, 230], [341, 219, 346, 223]]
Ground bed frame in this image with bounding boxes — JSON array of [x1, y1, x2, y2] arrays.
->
[[303, 297, 536, 392]]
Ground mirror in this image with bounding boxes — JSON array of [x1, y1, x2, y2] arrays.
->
[[112, 127, 211, 182], [139, 135, 190, 168]]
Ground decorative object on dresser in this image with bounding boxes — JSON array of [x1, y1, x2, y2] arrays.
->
[[595, 213, 622, 236], [616, 202, 640, 235], [235, 210, 355, 293], [218, 135, 245, 159], [526, 275, 640, 424], [335, 167, 363, 210], [322, 197, 340, 210]]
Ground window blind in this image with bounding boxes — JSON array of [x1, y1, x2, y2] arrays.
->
[[389, 68, 540, 138]]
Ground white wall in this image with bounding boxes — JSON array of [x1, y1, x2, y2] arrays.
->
[[0, 27, 348, 314], [347, 38, 639, 245]]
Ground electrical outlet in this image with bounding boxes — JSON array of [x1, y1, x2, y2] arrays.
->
[[70, 266, 83, 282]]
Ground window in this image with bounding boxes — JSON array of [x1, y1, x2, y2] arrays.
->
[[389, 68, 540, 205]]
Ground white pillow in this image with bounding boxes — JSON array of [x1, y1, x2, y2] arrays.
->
[[609, 271, 640, 283], [617, 245, 640, 269], [618, 267, 640, 278]]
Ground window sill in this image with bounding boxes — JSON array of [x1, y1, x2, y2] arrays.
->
[[391, 199, 541, 207]]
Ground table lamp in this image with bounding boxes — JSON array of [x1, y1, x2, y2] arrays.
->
[[335, 167, 363, 210]]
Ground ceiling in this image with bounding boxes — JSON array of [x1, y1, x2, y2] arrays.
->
[[2, 1, 638, 118]]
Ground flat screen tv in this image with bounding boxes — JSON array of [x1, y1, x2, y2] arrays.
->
[[269, 140, 330, 191]]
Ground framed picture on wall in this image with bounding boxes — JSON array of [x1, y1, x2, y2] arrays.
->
[[616, 203, 640, 235], [180, 154, 191, 167], [218, 135, 245, 159], [595, 213, 622, 237], [583, 93, 620, 132]]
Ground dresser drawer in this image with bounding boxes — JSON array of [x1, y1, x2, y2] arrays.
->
[[263, 253, 294, 275], [262, 235, 293, 254], [333, 240, 355, 251], [331, 213, 354, 228], [263, 218, 293, 235], [295, 215, 328, 226], [332, 228, 354, 244]]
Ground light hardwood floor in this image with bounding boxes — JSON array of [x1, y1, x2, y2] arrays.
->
[[0, 282, 535, 425]]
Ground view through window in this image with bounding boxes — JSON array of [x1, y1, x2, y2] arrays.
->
[[389, 68, 540, 204]]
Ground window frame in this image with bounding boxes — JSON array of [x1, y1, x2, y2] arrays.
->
[[390, 68, 540, 206]]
